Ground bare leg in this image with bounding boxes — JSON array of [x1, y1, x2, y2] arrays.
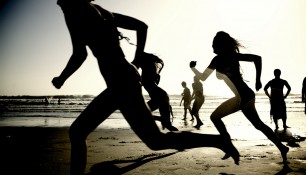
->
[[69, 89, 118, 175], [119, 86, 240, 164], [210, 97, 240, 139], [183, 108, 187, 119], [242, 99, 289, 163], [188, 106, 194, 120], [192, 98, 204, 128], [282, 116, 289, 129], [274, 118, 279, 129], [193, 113, 203, 129], [147, 87, 178, 131]]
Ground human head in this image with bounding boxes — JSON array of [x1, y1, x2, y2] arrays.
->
[[212, 31, 241, 55], [57, 0, 94, 7], [274, 69, 281, 78], [181, 81, 186, 87]]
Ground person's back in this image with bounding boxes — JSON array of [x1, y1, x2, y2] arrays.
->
[[139, 52, 178, 131], [140, 53, 163, 91]]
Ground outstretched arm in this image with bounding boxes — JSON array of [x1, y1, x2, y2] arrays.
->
[[113, 13, 148, 68], [237, 54, 262, 91], [190, 61, 214, 81]]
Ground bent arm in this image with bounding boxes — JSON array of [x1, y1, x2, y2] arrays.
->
[[263, 82, 271, 98], [237, 54, 262, 91], [113, 13, 148, 67], [52, 19, 87, 89], [284, 81, 291, 98]]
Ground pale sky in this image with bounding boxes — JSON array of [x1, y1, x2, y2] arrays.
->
[[0, 0, 306, 96]]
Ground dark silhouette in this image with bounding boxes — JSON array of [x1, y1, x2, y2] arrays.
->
[[264, 69, 291, 129], [191, 76, 205, 129], [53, 2, 239, 174], [137, 52, 178, 131], [190, 31, 289, 164], [302, 77, 306, 114], [180, 81, 193, 121], [87, 152, 178, 175], [44, 97, 49, 105]]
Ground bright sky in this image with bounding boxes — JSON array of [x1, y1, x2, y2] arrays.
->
[[0, 0, 306, 96]]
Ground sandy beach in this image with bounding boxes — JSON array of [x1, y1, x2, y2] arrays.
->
[[1, 111, 306, 175]]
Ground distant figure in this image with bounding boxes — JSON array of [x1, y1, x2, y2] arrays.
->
[[264, 69, 291, 129], [190, 31, 289, 164], [44, 97, 49, 105], [302, 77, 306, 114], [137, 52, 178, 131], [58, 98, 61, 105], [53, 2, 239, 174], [180, 81, 193, 121], [191, 76, 205, 129]]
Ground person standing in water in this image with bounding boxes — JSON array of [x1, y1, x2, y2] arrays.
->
[[53, 1, 239, 174], [180, 81, 193, 121], [264, 69, 291, 129], [191, 76, 205, 129], [190, 31, 289, 164]]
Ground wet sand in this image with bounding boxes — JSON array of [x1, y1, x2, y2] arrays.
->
[[0, 121, 306, 175]]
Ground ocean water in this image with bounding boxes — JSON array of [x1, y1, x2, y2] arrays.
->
[[0, 94, 305, 140]]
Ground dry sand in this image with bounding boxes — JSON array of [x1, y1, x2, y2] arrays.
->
[[0, 124, 306, 175]]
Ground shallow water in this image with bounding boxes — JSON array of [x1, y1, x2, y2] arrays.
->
[[0, 94, 305, 140]]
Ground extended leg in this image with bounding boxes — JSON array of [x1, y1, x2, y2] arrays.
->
[[119, 87, 240, 164], [69, 89, 118, 175], [210, 97, 240, 139], [242, 99, 289, 163]]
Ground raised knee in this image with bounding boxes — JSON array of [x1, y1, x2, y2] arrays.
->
[[210, 115, 218, 122]]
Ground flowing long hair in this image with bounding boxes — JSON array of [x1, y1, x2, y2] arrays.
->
[[213, 31, 243, 55], [213, 31, 249, 81]]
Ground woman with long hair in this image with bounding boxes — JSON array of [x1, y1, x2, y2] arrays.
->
[[53, 1, 239, 174], [138, 52, 178, 131], [190, 31, 289, 164]]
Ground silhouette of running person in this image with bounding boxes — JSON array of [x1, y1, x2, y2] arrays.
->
[[180, 81, 193, 121], [264, 69, 291, 129], [191, 76, 205, 129], [190, 31, 289, 164], [302, 77, 306, 114], [53, 2, 239, 174], [136, 52, 178, 131]]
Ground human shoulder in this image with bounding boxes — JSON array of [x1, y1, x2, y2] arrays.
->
[[208, 55, 219, 68]]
